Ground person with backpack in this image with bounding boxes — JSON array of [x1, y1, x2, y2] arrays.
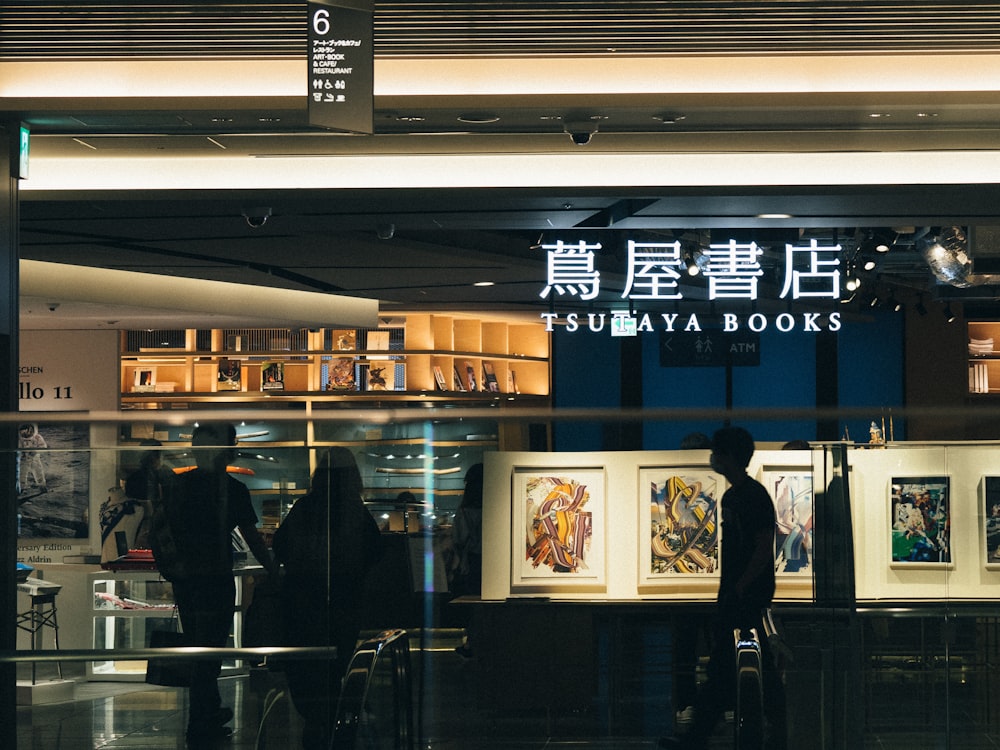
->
[[152, 422, 276, 747]]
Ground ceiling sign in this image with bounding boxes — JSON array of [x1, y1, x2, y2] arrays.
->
[[659, 330, 761, 368], [307, 0, 374, 134]]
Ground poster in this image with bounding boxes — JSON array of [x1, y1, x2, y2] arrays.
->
[[761, 471, 813, 576], [983, 476, 1000, 568], [17, 422, 91, 539], [890, 476, 951, 565], [642, 467, 722, 580], [512, 469, 605, 589]]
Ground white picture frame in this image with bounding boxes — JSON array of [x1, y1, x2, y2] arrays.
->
[[511, 467, 606, 592]]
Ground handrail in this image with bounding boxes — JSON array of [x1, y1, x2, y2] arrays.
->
[[332, 628, 413, 750], [0, 645, 338, 663]]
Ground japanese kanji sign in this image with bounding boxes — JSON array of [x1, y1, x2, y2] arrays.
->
[[307, 0, 373, 134]]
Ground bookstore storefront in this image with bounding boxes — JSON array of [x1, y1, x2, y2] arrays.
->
[[8, 33, 1000, 750]]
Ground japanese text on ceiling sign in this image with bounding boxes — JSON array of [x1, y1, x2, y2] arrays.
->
[[538, 238, 843, 303]]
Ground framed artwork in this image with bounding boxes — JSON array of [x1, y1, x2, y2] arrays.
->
[[511, 468, 606, 590], [761, 470, 813, 577], [641, 467, 722, 582], [982, 477, 1000, 568], [890, 476, 951, 566], [17, 422, 91, 539], [133, 367, 156, 392]]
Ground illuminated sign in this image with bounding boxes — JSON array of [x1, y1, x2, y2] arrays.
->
[[660, 330, 760, 367], [307, 0, 374, 134], [610, 314, 638, 337], [537, 237, 844, 336]]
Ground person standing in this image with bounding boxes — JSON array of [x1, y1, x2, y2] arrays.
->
[[660, 426, 786, 750], [161, 422, 275, 747], [273, 447, 381, 750]]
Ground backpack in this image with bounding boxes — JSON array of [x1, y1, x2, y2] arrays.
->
[[148, 482, 186, 582]]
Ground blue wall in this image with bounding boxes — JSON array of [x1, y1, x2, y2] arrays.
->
[[552, 312, 905, 450]]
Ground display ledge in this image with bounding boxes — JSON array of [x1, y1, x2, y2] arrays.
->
[[123, 349, 549, 362], [121, 391, 547, 401]]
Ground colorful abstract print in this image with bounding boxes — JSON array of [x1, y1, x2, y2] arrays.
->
[[650, 474, 719, 575], [524, 476, 593, 574]]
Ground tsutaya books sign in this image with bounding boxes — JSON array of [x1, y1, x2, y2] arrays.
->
[[537, 238, 845, 335]]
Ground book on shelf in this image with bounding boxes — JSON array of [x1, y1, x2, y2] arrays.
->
[[217, 357, 241, 391], [366, 329, 390, 359], [482, 361, 500, 392], [331, 329, 357, 351], [328, 357, 357, 390], [359, 361, 404, 391], [464, 361, 478, 392], [133, 368, 156, 393], [261, 361, 285, 391], [454, 365, 467, 391], [433, 365, 448, 390]]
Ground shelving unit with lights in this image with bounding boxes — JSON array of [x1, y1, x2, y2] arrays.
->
[[118, 313, 551, 518]]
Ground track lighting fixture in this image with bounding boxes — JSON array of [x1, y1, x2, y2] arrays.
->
[[944, 303, 957, 323], [915, 296, 928, 316]]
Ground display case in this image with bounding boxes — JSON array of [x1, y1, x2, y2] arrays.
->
[[88, 570, 254, 681]]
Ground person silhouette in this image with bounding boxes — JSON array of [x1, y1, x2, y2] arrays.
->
[[660, 426, 786, 750], [164, 422, 276, 748], [273, 447, 382, 750]]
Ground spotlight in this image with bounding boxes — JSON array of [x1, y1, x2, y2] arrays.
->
[[845, 273, 861, 292], [684, 253, 700, 276], [376, 222, 396, 240], [915, 296, 928, 316], [869, 294, 881, 308], [944, 303, 957, 323], [862, 258, 877, 272]]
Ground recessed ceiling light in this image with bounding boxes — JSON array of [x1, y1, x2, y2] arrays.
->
[[457, 114, 500, 124], [539, 115, 562, 121], [473, 281, 495, 287], [211, 117, 234, 123], [916, 112, 939, 118], [868, 112, 891, 118], [395, 115, 426, 123], [653, 114, 687, 124], [756, 213, 793, 219], [257, 117, 281, 123]]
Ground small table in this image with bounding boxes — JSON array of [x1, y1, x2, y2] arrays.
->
[[16, 577, 63, 684]]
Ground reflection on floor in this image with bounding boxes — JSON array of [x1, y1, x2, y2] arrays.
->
[[15, 638, 1000, 750]]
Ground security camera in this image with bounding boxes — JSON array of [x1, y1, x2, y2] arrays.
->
[[563, 120, 599, 145], [241, 207, 272, 228]]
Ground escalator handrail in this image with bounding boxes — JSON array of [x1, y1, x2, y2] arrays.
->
[[331, 628, 414, 750]]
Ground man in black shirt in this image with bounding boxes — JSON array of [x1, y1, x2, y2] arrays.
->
[[661, 426, 786, 750], [166, 423, 275, 747]]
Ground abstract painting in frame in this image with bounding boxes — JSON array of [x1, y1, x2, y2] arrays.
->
[[761, 471, 813, 577], [983, 477, 1000, 569], [890, 476, 951, 566], [641, 467, 722, 582], [511, 468, 606, 590]]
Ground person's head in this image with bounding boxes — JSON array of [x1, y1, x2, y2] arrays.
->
[[461, 463, 484, 508], [138, 438, 163, 469], [311, 447, 364, 504], [710, 426, 755, 479], [191, 422, 237, 470], [679, 432, 712, 450], [19, 424, 35, 438]]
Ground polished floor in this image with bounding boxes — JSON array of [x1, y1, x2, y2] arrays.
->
[[15, 636, 1000, 750]]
